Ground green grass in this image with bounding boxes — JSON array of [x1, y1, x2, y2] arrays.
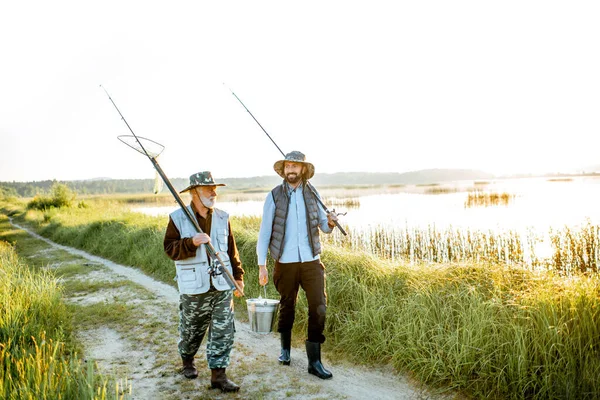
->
[[53, 261, 104, 279], [69, 301, 137, 330], [2, 199, 600, 398], [0, 221, 125, 399]]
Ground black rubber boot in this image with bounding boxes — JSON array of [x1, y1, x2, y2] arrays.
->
[[181, 356, 198, 379], [305, 341, 333, 379], [210, 368, 240, 393], [279, 331, 291, 365]]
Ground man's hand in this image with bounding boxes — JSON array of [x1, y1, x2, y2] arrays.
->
[[233, 280, 245, 297], [258, 265, 269, 286], [327, 210, 339, 228], [192, 233, 211, 246]]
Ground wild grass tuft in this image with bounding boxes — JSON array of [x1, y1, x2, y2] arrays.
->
[[0, 233, 124, 399]]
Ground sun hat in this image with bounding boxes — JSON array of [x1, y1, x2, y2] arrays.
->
[[273, 151, 315, 180], [179, 171, 226, 193]]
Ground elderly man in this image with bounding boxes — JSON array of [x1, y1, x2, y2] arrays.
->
[[164, 171, 244, 392], [257, 151, 338, 380]]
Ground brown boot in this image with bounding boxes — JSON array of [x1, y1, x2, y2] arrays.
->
[[181, 356, 198, 379], [210, 368, 240, 393]]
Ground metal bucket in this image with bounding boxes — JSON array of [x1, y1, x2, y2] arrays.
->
[[246, 298, 279, 334]]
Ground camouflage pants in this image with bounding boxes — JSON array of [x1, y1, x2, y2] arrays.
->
[[178, 290, 235, 369]]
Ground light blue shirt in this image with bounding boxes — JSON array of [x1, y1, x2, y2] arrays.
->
[[257, 183, 332, 265]]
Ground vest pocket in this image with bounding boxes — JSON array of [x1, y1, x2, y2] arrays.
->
[[216, 228, 228, 252], [179, 268, 196, 282], [176, 264, 204, 289]]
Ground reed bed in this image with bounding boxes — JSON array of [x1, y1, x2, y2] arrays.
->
[[322, 221, 600, 276], [3, 200, 600, 398], [548, 222, 600, 274], [425, 187, 460, 195], [464, 191, 515, 208], [325, 224, 531, 267], [325, 197, 361, 208], [0, 233, 125, 399]]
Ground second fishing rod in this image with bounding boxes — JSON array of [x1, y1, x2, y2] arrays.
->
[[227, 87, 348, 236]]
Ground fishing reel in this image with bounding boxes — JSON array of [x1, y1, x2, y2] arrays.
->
[[329, 208, 347, 217], [207, 256, 224, 278]]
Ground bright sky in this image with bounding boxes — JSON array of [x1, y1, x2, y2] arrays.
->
[[1, 1, 599, 182]]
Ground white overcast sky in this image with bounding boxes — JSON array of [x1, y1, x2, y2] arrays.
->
[[1, 1, 599, 182]]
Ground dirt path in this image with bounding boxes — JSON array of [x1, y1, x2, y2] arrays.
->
[[10, 219, 444, 400]]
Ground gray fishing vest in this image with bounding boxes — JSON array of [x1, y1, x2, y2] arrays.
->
[[171, 206, 232, 294], [269, 181, 322, 261]]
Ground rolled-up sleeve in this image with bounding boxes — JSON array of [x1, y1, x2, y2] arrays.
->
[[257, 193, 276, 265]]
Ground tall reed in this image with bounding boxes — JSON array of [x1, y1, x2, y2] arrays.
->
[[325, 224, 529, 266], [325, 222, 600, 275], [0, 235, 125, 399], [464, 191, 515, 208], [549, 222, 600, 274]]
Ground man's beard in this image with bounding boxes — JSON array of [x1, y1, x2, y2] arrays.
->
[[200, 195, 215, 208], [286, 173, 301, 184]]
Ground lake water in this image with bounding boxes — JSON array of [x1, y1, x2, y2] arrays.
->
[[133, 176, 600, 232], [132, 176, 600, 267]]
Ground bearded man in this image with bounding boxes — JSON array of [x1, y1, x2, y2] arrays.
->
[[164, 171, 244, 392], [256, 151, 338, 379]]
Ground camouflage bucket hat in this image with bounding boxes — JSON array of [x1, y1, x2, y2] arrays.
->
[[179, 171, 226, 193], [273, 151, 315, 180]]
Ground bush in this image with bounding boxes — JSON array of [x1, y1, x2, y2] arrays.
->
[[27, 183, 76, 211], [0, 186, 17, 201]]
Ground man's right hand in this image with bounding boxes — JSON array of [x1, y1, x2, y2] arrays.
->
[[258, 265, 269, 286], [192, 233, 211, 246]]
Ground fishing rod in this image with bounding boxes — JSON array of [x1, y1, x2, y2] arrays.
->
[[226, 86, 347, 236], [100, 85, 244, 296]]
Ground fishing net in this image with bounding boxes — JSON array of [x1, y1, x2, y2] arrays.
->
[[118, 135, 164, 158], [152, 169, 163, 194], [118, 135, 165, 194]]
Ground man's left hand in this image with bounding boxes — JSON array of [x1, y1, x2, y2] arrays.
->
[[233, 280, 245, 297], [327, 210, 339, 228]]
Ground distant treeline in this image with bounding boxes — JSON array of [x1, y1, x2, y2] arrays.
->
[[0, 177, 276, 197], [0, 169, 496, 197], [0, 179, 178, 197]]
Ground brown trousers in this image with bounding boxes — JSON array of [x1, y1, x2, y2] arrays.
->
[[273, 259, 327, 343]]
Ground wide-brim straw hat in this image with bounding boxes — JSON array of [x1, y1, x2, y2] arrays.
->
[[273, 151, 315, 180], [180, 171, 226, 193]]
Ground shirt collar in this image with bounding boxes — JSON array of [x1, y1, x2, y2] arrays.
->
[[191, 202, 213, 219], [285, 181, 302, 196]]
